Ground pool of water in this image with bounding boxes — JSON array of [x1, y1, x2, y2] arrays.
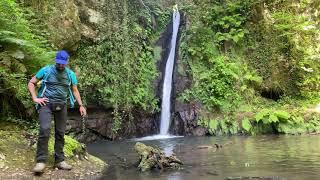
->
[[87, 135, 320, 180]]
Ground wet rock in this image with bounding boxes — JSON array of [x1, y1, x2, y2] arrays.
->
[[206, 171, 219, 176], [168, 13, 207, 136], [67, 107, 157, 141], [192, 126, 207, 136], [171, 101, 206, 136], [67, 107, 112, 140], [134, 142, 183, 172]]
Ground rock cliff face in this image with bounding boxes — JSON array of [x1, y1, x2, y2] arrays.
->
[[170, 13, 206, 136], [66, 107, 158, 141], [74, 0, 105, 41], [9, 0, 319, 140], [29, 0, 105, 51], [40, 0, 82, 51], [46, 0, 81, 51], [34, 0, 202, 140]]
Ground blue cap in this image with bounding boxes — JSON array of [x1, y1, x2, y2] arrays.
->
[[55, 50, 69, 65]]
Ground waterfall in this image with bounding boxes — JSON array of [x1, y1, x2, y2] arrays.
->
[[159, 9, 180, 135], [133, 8, 182, 141]]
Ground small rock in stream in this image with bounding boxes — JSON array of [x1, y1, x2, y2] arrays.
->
[[206, 171, 219, 176]]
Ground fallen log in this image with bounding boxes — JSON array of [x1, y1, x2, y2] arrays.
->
[[134, 142, 183, 172]]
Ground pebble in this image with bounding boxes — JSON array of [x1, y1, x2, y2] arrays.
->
[[0, 153, 5, 160], [0, 162, 5, 169]]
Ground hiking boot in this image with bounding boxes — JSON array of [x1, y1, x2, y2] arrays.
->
[[33, 162, 46, 173], [55, 161, 72, 170]]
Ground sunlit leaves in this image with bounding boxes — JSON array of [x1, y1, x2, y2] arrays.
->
[[241, 118, 252, 132]]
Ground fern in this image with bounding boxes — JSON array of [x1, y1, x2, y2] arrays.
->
[[255, 109, 269, 122], [274, 110, 290, 120], [269, 114, 279, 123], [242, 118, 252, 132]]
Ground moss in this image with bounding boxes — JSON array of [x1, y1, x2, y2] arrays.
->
[[1, 119, 97, 169], [0, 121, 34, 168], [0, 121, 106, 178], [87, 154, 107, 168], [48, 135, 86, 159]]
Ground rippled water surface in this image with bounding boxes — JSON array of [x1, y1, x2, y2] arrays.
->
[[87, 135, 320, 180]]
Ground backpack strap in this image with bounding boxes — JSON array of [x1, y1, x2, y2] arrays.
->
[[65, 67, 76, 108], [37, 65, 53, 98]]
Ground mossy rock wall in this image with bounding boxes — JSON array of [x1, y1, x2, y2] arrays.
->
[[21, 0, 81, 51]]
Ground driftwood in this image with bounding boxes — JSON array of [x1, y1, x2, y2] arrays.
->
[[134, 142, 183, 172]]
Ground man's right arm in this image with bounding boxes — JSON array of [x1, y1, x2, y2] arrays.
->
[[28, 76, 49, 106]]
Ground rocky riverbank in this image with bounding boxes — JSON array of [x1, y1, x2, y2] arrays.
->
[[0, 121, 106, 179]]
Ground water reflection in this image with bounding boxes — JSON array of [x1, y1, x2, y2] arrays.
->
[[162, 142, 174, 156], [132, 135, 183, 156], [88, 135, 320, 180], [167, 172, 182, 180], [132, 135, 183, 141]]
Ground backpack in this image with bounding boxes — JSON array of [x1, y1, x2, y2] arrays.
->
[[37, 65, 76, 108]]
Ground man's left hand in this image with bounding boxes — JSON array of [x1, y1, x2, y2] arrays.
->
[[79, 106, 87, 117]]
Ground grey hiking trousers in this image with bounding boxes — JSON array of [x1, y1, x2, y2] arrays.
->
[[36, 102, 67, 163]]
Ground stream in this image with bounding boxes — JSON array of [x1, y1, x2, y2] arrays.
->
[[87, 135, 320, 180]]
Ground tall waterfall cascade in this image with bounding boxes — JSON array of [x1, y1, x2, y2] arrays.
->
[[160, 9, 180, 135], [133, 7, 181, 141]]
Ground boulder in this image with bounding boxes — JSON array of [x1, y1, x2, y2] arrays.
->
[[45, 0, 82, 51], [134, 142, 182, 172]]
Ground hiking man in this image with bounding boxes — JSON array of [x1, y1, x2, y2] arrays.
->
[[28, 50, 87, 173]]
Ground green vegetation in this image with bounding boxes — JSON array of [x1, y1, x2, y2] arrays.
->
[[48, 135, 86, 159], [202, 108, 320, 135], [0, 0, 319, 137], [75, 0, 171, 134], [246, 0, 320, 97], [180, 0, 261, 111], [0, 0, 54, 119], [0, 2, 103, 171], [178, 0, 320, 135], [181, 0, 319, 107]]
